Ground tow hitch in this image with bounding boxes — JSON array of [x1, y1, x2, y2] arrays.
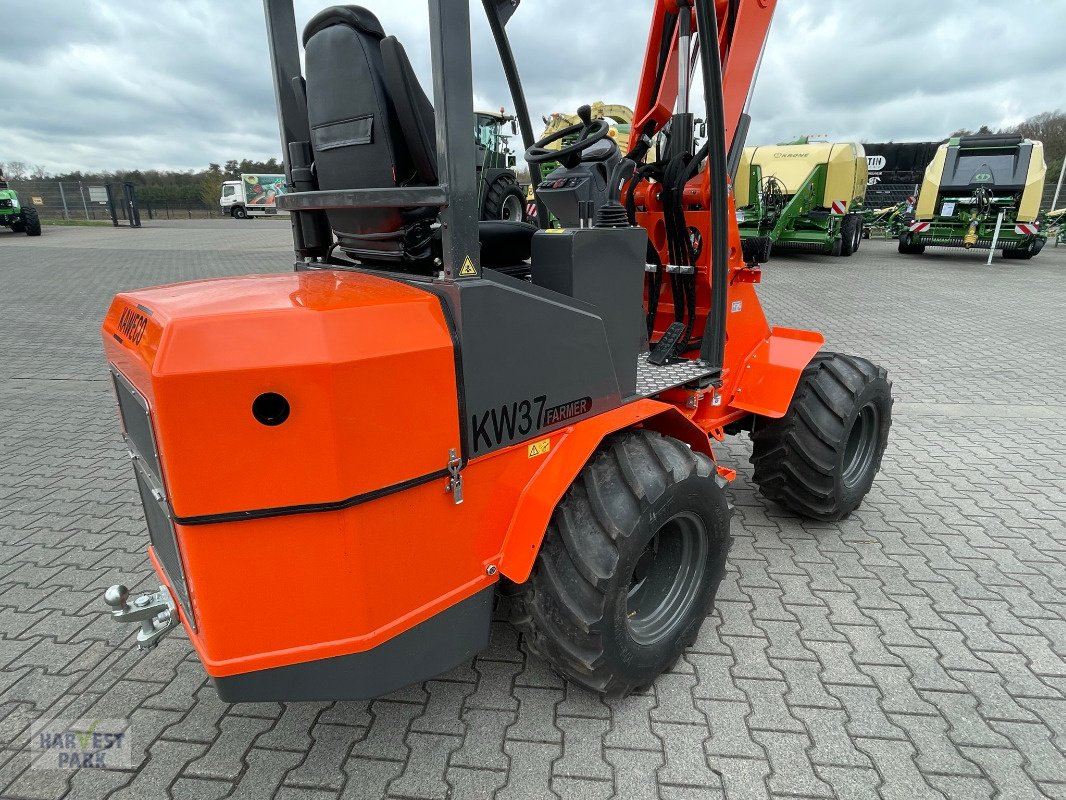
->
[[103, 584, 178, 649]]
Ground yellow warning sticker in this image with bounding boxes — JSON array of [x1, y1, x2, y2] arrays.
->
[[459, 256, 478, 276], [527, 438, 551, 458]]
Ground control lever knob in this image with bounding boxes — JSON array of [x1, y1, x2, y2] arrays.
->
[[577, 104, 592, 127]]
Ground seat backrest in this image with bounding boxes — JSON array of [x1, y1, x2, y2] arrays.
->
[[303, 6, 438, 264]]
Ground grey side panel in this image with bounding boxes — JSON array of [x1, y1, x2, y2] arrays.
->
[[212, 586, 493, 702], [442, 273, 624, 457]]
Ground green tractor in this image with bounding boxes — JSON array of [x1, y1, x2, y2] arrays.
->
[[0, 177, 42, 236], [475, 109, 526, 222]]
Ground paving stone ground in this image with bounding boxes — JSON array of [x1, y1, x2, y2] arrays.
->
[[1, 221, 1064, 799]]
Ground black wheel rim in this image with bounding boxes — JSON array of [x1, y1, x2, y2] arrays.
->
[[842, 403, 880, 488], [625, 512, 708, 646]]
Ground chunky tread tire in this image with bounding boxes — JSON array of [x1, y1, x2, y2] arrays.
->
[[897, 232, 925, 255], [482, 175, 525, 222], [839, 214, 860, 256], [750, 352, 892, 522], [22, 206, 42, 236], [513, 430, 731, 697]]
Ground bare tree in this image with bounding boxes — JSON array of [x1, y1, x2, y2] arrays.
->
[[30, 164, 49, 179], [4, 161, 27, 180]]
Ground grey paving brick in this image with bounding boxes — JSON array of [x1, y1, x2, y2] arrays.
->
[[341, 757, 404, 800], [960, 746, 1051, 800], [855, 738, 945, 800], [553, 776, 614, 800], [736, 678, 804, 733], [444, 767, 507, 800], [920, 690, 1012, 748], [184, 713, 274, 780], [814, 765, 882, 800], [604, 694, 660, 751], [497, 740, 561, 800], [411, 680, 475, 736], [386, 732, 460, 800], [450, 708, 514, 771], [256, 702, 328, 751], [889, 712, 982, 777], [772, 658, 841, 710], [348, 700, 422, 761], [827, 684, 907, 741], [988, 720, 1066, 785], [705, 756, 770, 800], [606, 747, 664, 800], [508, 686, 563, 743], [792, 707, 871, 768], [285, 723, 364, 790], [651, 671, 705, 725], [921, 774, 995, 800], [652, 721, 721, 788], [754, 729, 833, 797], [554, 715, 612, 780]]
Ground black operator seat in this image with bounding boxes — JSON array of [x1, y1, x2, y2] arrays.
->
[[302, 6, 536, 273]]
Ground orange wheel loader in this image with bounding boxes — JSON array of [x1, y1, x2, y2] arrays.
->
[[101, 0, 892, 700]]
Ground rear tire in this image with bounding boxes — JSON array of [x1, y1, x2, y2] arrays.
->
[[750, 352, 892, 522], [1004, 239, 1038, 260], [897, 232, 925, 254], [22, 206, 41, 236], [839, 214, 860, 256], [482, 175, 526, 222], [513, 430, 731, 697]]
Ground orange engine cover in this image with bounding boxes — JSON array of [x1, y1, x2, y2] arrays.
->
[[103, 270, 460, 519]]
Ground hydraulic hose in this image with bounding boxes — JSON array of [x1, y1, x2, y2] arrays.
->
[[694, 0, 729, 374]]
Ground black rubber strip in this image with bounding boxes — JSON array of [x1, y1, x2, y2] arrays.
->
[[173, 467, 450, 526]]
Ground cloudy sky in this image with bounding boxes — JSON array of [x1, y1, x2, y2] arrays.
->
[[1, 0, 1062, 175]]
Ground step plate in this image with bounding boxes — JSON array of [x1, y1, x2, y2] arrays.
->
[[633, 354, 717, 398]]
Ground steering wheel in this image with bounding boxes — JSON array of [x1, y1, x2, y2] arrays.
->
[[525, 105, 611, 168]]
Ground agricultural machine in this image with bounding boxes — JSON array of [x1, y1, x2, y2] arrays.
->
[[898, 134, 1047, 258], [862, 197, 914, 241], [475, 109, 527, 221], [734, 139, 867, 259], [0, 176, 42, 236], [101, 0, 892, 701]]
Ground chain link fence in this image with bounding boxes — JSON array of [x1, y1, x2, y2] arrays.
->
[[5, 180, 226, 222]]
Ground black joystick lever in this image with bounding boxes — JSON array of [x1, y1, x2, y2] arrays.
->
[[577, 105, 592, 128]]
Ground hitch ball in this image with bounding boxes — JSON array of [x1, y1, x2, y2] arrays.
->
[[104, 584, 131, 614]]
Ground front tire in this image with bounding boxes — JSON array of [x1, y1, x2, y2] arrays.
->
[[231, 206, 248, 220], [22, 206, 42, 236], [482, 175, 526, 222], [750, 352, 892, 522], [513, 431, 731, 697]]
